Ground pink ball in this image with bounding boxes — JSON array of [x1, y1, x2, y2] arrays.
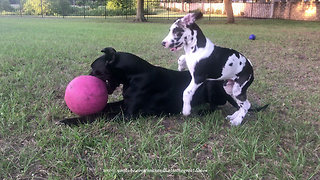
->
[[64, 75, 108, 116]]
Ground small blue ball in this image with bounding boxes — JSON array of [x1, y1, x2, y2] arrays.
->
[[249, 34, 256, 40]]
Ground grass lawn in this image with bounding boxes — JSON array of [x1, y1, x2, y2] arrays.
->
[[0, 16, 319, 179]]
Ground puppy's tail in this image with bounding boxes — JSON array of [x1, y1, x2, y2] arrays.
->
[[248, 104, 269, 112]]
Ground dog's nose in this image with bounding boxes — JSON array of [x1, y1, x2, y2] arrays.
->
[[162, 41, 166, 47]]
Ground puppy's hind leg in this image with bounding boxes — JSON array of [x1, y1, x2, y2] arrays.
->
[[228, 98, 251, 126], [182, 79, 202, 116], [227, 81, 251, 126]]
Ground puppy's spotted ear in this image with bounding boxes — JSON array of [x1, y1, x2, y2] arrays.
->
[[181, 11, 203, 26], [101, 47, 116, 65]]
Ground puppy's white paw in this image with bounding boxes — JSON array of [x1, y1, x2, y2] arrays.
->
[[182, 105, 191, 116], [230, 116, 243, 126], [178, 66, 185, 71], [178, 55, 187, 71], [228, 109, 246, 126], [226, 110, 240, 121]]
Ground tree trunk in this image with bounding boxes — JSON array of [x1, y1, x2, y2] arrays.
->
[[135, 0, 147, 22], [224, 0, 234, 23], [270, 0, 275, 18], [181, 0, 185, 12]]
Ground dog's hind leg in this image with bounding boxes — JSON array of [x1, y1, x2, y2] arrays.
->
[[227, 75, 253, 126], [228, 98, 251, 126], [183, 79, 203, 116]]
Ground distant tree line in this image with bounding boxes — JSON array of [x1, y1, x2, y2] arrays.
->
[[0, 0, 143, 16], [1, 0, 14, 12]]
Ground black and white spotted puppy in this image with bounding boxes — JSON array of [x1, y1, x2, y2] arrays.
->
[[162, 12, 254, 126]]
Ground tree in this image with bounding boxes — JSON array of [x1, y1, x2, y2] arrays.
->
[[50, 0, 71, 17], [23, 0, 51, 15], [0, 0, 14, 12], [135, 0, 146, 22], [224, 0, 234, 23]]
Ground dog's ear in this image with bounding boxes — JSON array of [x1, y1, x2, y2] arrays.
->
[[193, 11, 203, 21], [101, 47, 117, 65], [101, 47, 116, 55], [180, 11, 203, 26]]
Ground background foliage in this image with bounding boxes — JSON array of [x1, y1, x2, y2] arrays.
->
[[1, 0, 140, 16], [23, 0, 51, 15], [0, 0, 14, 12]]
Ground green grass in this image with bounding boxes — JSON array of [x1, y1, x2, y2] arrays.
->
[[0, 16, 319, 179]]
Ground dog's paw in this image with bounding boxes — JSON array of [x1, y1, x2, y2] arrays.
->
[[227, 110, 245, 126], [182, 106, 191, 116], [182, 111, 191, 116], [178, 66, 186, 71], [226, 111, 240, 121], [229, 116, 243, 126], [178, 55, 187, 71], [57, 118, 80, 126]]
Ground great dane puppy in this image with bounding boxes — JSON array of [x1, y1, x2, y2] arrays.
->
[[59, 47, 239, 125], [162, 12, 254, 126]]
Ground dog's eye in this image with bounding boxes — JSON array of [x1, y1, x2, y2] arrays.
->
[[172, 27, 184, 36], [94, 71, 102, 76]]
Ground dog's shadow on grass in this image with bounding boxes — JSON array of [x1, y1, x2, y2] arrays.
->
[[57, 102, 269, 127]]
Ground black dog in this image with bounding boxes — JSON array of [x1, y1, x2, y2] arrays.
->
[[59, 47, 255, 125]]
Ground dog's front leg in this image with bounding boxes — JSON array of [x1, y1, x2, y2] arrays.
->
[[178, 55, 187, 71], [182, 79, 202, 116]]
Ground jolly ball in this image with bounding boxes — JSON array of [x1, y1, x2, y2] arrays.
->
[[249, 34, 256, 40], [64, 75, 108, 116]]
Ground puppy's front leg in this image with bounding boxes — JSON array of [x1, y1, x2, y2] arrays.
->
[[178, 55, 187, 71], [182, 79, 202, 116]]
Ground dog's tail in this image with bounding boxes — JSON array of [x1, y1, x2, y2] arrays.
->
[[248, 104, 269, 112]]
